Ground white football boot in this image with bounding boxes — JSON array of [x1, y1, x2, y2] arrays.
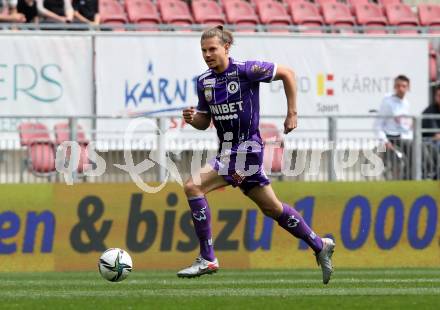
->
[[315, 238, 335, 285], [177, 256, 219, 278]]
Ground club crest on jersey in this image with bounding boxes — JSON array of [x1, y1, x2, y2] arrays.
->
[[227, 81, 239, 94], [204, 87, 213, 102], [251, 64, 269, 76]]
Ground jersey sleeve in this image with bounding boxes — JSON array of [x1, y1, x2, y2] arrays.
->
[[245, 60, 277, 83], [196, 81, 210, 115]]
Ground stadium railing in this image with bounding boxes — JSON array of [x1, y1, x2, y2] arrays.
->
[[0, 22, 439, 33], [0, 115, 438, 184]]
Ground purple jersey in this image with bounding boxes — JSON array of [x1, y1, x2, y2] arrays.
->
[[196, 58, 276, 149], [196, 58, 276, 193]]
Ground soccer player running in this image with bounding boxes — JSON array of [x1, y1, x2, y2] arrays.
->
[[178, 26, 335, 284]]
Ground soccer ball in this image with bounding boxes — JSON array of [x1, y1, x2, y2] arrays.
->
[[98, 248, 133, 282]]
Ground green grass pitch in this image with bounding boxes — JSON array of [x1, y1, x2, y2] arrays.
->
[[1, 269, 439, 309]]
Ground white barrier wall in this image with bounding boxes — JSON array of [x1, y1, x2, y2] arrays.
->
[[96, 35, 428, 117], [236, 37, 428, 117], [0, 34, 429, 143], [95, 35, 428, 141], [0, 36, 93, 116]]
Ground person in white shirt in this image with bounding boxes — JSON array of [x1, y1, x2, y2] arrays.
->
[[375, 75, 413, 179]]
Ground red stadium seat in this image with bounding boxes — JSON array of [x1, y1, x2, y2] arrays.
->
[[321, 2, 356, 33], [223, 0, 259, 32], [18, 122, 56, 175], [385, 3, 419, 34], [377, 0, 401, 6], [19, 122, 52, 146], [256, 0, 291, 32], [260, 123, 283, 175], [314, 0, 339, 6], [54, 123, 90, 174], [289, 2, 324, 33], [158, 0, 194, 29], [249, 0, 276, 6], [99, 0, 128, 27], [313, 0, 340, 14], [346, 0, 369, 14], [346, 0, 370, 5], [125, 0, 161, 30], [54, 123, 89, 145], [191, 0, 225, 25], [376, 0, 401, 16], [418, 4, 440, 33], [354, 3, 388, 34], [282, 0, 309, 9]]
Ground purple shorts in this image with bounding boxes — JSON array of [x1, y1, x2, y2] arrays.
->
[[209, 151, 270, 195]]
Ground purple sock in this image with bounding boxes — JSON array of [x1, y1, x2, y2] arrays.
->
[[188, 196, 215, 261], [277, 203, 323, 253]]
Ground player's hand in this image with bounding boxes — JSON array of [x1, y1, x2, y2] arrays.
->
[[183, 107, 196, 124], [284, 114, 297, 134]]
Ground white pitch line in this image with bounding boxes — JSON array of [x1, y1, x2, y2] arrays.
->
[[13, 269, 438, 279], [1, 278, 440, 287], [0, 287, 439, 298], [140, 269, 440, 278], [135, 278, 440, 285]]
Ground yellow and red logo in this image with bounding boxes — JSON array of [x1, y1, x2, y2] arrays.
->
[[317, 73, 334, 96]]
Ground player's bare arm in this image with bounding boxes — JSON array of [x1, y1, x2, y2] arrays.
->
[[274, 65, 297, 134], [182, 107, 211, 130]]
